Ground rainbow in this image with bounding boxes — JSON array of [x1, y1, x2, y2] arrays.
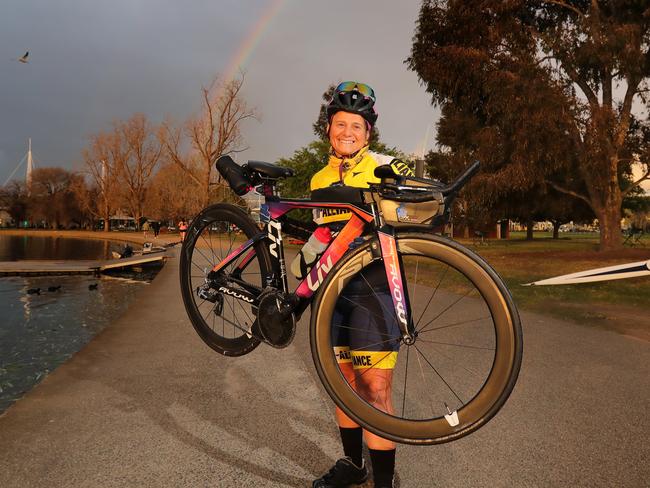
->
[[216, 0, 287, 92]]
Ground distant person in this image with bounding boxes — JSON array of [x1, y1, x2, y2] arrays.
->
[[121, 244, 133, 259], [151, 221, 161, 238], [142, 220, 151, 239], [179, 219, 188, 241]]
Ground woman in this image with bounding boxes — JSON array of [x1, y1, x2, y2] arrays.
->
[[178, 219, 188, 241], [292, 82, 412, 488]]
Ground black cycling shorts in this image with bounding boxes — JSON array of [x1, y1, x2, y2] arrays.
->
[[331, 262, 401, 370]]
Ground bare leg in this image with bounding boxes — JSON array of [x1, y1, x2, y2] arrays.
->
[[335, 362, 360, 428], [335, 363, 395, 450], [355, 368, 396, 450]]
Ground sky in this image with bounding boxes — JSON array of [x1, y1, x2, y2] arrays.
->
[[0, 0, 440, 185]]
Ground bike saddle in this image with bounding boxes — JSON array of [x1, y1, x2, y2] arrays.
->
[[248, 160, 294, 179]]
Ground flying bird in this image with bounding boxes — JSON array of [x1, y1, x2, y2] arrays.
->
[[18, 51, 29, 63]]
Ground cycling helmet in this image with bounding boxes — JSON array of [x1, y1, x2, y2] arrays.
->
[[326, 81, 378, 127]]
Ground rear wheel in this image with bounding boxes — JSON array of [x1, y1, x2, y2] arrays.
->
[[180, 204, 272, 356], [310, 233, 522, 444]]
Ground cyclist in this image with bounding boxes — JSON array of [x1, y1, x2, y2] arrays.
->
[[292, 81, 412, 488]]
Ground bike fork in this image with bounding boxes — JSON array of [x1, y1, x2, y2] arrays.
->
[[376, 229, 416, 344]]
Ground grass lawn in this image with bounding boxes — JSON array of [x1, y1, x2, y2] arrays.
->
[[460, 232, 649, 341]]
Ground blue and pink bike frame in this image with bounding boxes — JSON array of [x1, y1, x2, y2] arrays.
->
[[208, 191, 416, 342]]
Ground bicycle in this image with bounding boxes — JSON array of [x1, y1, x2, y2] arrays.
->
[[180, 155, 522, 445]]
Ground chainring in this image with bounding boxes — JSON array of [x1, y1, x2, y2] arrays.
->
[[256, 291, 296, 348]]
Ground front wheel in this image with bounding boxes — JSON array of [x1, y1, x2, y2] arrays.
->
[[310, 233, 522, 445]]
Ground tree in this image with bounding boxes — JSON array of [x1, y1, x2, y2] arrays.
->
[[145, 162, 204, 222], [82, 132, 122, 231], [408, 0, 650, 250], [278, 140, 331, 198], [68, 175, 98, 229], [28, 167, 85, 229], [0, 181, 29, 226], [160, 75, 257, 207], [114, 113, 162, 228]]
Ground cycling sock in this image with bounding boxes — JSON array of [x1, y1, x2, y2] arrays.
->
[[369, 448, 396, 486], [339, 427, 363, 467]]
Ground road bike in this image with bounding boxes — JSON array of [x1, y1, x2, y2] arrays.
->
[[180, 155, 522, 445]]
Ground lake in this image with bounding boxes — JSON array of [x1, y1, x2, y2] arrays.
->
[[0, 234, 161, 413]]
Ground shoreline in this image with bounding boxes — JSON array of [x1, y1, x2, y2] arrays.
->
[[0, 230, 173, 414], [0, 228, 181, 249], [3, 230, 647, 343]]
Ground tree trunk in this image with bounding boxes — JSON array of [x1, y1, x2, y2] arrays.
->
[[593, 159, 624, 251], [103, 202, 110, 232], [526, 219, 534, 240], [596, 202, 623, 251], [204, 173, 211, 208], [552, 220, 560, 239]]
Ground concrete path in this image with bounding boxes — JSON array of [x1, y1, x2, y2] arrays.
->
[[1, 250, 648, 487]]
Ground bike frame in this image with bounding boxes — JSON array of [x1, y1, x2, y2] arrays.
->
[[208, 191, 416, 341]]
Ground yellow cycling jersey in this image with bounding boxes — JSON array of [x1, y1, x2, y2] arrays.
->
[[310, 145, 413, 225]]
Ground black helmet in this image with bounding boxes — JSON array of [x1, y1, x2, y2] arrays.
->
[[326, 81, 378, 127]]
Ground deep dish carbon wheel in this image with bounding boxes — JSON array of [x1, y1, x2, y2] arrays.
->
[[180, 203, 271, 356], [310, 233, 522, 445]]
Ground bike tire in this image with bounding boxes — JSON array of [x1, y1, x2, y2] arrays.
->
[[310, 233, 522, 445], [180, 203, 272, 356]]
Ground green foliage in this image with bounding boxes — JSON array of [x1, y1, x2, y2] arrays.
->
[[277, 139, 330, 198], [624, 194, 650, 214]]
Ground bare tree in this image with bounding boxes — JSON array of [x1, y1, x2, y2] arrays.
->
[[145, 161, 204, 222], [68, 175, 98, 229], [115, 113, 162, 228], [28, 167, 85, 229], [160, 74, 257, 207], [82, 132, 122, 231]]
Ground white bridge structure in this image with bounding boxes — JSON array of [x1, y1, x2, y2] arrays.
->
[[2, 138, 35, 191]]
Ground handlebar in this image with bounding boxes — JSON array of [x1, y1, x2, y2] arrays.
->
[[373, 160, 480, 204], [440, 160, 480, 197]]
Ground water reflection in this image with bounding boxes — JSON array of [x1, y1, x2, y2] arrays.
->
[[0, 234, 120, 261], [0, 235, 162, 413]]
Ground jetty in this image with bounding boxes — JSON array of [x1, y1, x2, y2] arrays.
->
[[0, 253, 166, 276]]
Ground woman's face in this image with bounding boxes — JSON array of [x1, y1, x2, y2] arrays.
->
[[328, 111, 369, 157]]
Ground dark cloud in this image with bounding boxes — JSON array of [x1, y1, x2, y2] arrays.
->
[[0, 0, 438, 182]]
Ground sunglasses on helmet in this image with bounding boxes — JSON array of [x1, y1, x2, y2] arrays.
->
[[335, 81, 376, 101]]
